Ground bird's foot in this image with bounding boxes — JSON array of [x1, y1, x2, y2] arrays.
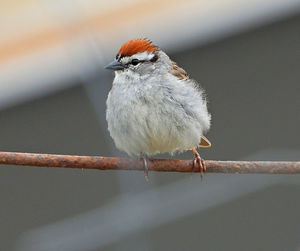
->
[[192, 148, 206, 178], [140, 154, 149, 182]]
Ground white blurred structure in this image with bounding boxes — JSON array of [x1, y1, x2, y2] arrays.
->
[[1, 0, 299, 108]]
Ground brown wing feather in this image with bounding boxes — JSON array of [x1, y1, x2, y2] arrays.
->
[[170, 61, 189, 80]]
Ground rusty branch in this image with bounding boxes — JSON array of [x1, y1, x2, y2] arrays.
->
[[0, 151, 299, 174]]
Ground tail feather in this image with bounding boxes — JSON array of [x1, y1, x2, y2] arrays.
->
[[199, 136, 211, 148]]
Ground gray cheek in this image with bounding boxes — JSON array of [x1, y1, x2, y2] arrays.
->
[[136, 63, 155, 76]]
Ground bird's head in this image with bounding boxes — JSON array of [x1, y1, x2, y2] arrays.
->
[[105, 39, 170, 77]]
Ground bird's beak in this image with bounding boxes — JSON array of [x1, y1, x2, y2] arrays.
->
[[105, 60, 125, 70]]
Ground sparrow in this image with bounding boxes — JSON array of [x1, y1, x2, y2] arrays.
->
[[105, 39, 211, 179]]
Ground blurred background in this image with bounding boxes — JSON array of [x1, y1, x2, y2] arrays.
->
[[0, 0, 299, 250]]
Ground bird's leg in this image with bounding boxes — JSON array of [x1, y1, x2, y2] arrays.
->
[[140, 153, 149, 182], [192, 148, 206, 178]]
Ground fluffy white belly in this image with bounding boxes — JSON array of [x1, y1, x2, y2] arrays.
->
[[106, 82, 210, 156]]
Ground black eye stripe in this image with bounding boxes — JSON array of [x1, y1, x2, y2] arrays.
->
[[150, 54, 158, 62], [121, 54, 158, 66], [116, 54, 158, 63], [126, 59, 145, 66], [131, 59, 139, 65]]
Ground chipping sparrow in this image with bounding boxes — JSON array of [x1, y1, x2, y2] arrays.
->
[[105, 39, 211, 179]]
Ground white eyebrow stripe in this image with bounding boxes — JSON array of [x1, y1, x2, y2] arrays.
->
[[120, 52, 155, 65], [133, 52, 155, 61]]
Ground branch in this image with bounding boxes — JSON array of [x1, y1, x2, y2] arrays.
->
[[0, 151, 299, 174]]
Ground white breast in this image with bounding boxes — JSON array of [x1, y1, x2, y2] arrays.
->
[[106, 71, 211, 156]]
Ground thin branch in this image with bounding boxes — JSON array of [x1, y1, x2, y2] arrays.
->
[[0, 151, 299, 174]]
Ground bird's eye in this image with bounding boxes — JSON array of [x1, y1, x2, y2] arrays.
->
[[131, 59, 140, 65]]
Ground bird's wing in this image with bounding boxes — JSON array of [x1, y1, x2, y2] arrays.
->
[[170, 61, 205, 94], [170, 61, 210, 146], [170, 61, 189, 80], [199, 136, 211, 148]]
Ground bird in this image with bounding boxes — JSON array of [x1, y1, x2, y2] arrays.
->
[[105, 39, 211, 180]]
